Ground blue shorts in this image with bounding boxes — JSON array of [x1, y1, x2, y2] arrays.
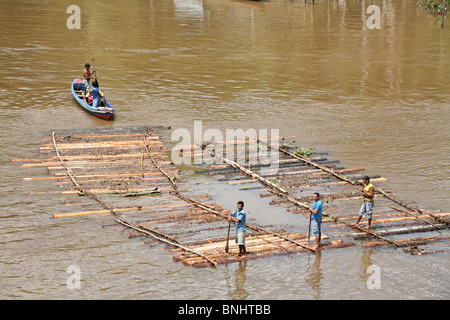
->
[[92, 98, 99, 109], [311, 217, 322, 236], [235, 230, 245, 245], [359, 201, 374, 219]]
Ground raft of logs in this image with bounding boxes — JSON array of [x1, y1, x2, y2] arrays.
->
[[186, 134, 449, 255], [13, 125, 450, 268]]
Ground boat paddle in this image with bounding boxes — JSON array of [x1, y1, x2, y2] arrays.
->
[[225, 219, 231, 253], [308, 212, 312, 245], [92, 58, 98, 86]]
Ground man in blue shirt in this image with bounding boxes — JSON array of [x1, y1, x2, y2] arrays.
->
[[308, 192, 322, 250], [229, 201, 247, 258], [89, 80, 104, 109]]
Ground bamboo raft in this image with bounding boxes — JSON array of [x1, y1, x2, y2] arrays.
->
[[13, 126, 450, 269]]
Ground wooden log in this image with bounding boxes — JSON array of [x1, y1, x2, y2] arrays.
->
[[59, 187, 174, 195], [187, 241, 355, 268], [330, 212, 450, 227], [362, 236, 450, 248], [53, 202, 212, 218], [174, 236, 286, 260], [22, 158, 173, 168], [173, 233, 321, 261], [167, 231, 268, 252], [171, 136, 294, 151], [51, 170, 179, 178], [349, 224, 449, 240], [46, 133, 152, 140], [55, 176, 178, 186], [192, 233, 313, 253], [29, 152, 166, 162], [39, 139, 161, 149]]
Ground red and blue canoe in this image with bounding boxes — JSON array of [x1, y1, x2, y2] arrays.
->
[[71, 78, 115, 120]]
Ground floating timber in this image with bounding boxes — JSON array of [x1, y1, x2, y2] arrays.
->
[[14, 126, 450, 268], [188, 135, 449, 255]]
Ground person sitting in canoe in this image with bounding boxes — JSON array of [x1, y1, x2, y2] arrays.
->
[[88, 80, 109, 110]]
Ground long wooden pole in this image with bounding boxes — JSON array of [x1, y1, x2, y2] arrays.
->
[[225, 221, 231, 253], [308, 213, 312, 244]]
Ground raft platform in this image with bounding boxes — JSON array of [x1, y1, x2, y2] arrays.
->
[[13, 126, 450, 268]]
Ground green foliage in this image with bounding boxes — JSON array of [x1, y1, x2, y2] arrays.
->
[[284, 140, 296, 149], [293, 147, 316, 157], [417, 0, 449, 13], [283, 141, 316, 157]]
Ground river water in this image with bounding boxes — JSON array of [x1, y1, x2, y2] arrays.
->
[[0, 0, 449, 300]]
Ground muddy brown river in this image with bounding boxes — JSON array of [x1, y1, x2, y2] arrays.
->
[[0, 0, 449, 299]]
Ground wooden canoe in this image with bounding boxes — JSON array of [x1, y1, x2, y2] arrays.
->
[[71, 78, 115, 120]]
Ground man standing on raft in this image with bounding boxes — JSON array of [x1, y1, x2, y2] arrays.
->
[[351, 176, 375, 230], [228, 201, 247, 258], [308, 192, 322, 250]]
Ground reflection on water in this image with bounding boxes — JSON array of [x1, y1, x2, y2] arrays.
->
[[174, 0, 204, 20], [226, 261, 249, 300], [0, 0, 449, 299], [305, 252, 323, 300]]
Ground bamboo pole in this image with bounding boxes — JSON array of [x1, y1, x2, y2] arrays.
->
[[143, 135, 178, 190]]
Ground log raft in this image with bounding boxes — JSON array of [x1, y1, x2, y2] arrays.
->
[[14, 126, 449, 268], [191, 137, 449, 255]]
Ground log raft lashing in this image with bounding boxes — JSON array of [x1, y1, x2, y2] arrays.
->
[[14, 126, 450, 268]]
